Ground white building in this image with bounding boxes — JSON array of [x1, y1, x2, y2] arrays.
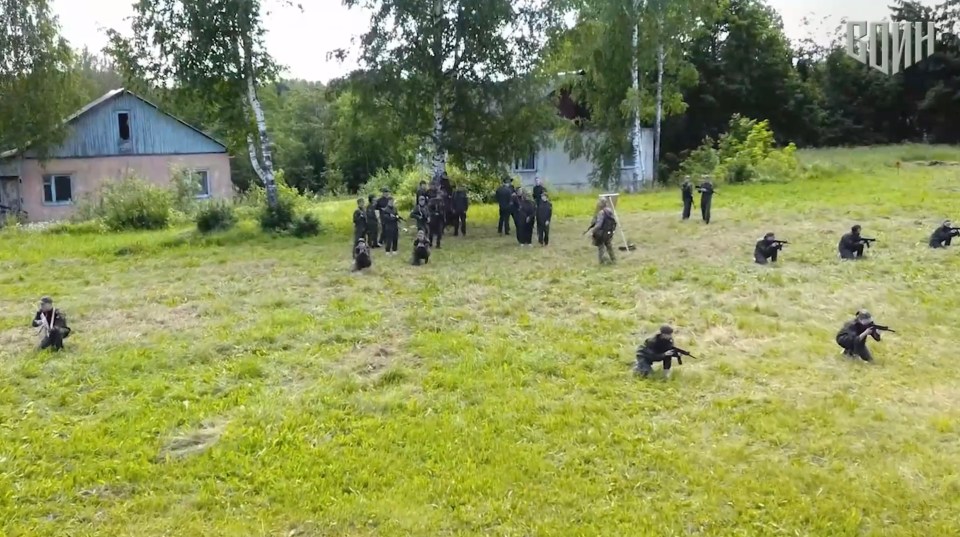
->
[[510, 129, 654, 191]]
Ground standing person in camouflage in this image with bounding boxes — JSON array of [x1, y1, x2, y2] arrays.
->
[[681, 177, 694, 220], [584, 198, 617, 264], [352, 198, 367, 258], [365, 194, 380, 248]]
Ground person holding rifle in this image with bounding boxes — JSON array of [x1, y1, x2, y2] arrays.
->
[[634, 325, 696, 379], [838, 224, 874, 259], [835, 310, 894, 363], [754, 232, 788, 264], [31, 296, 71, 352], [929, 220, 960, 248]]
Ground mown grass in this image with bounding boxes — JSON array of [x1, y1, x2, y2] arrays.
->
[[2, 145, 960, 536]]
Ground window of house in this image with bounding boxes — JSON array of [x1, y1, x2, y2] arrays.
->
[[192, 170, 210, 198], [43, 175, 73, 204], [117, 112, 131, 141], [512, 150, 537, 172]]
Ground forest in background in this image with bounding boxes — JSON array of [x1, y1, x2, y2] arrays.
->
[[2, 0, 958, 196]]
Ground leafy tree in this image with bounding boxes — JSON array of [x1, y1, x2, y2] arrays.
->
[[339, 0, 559, 181], [106, 0, 291, 206], [0, 0, 81, 156]]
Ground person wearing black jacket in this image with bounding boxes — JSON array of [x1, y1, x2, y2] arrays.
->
[[410, 196, 430, 234], [452, 186, 469, 236], [352, 198, 367, 258], [380, 198, 403, 254], [838, 225, 868, 259], [495, 178, 514, 235], [353, 238, 372, 271], [510, 187, 523, 243], [428, 193, 446, 248], [31, 296, 71, 351], [518, 191, 536, 246], [412, 230, 431, 265], [536, 193, 552, 246], [836, 310, 883, 363], [697, 178, 715, 224], [365, 194, 380, 247], [532, 177, 546, 207], [681, 177, 694, 220], [929, 220, 960, 248]]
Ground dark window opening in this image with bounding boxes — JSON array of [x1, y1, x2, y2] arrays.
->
[[118, 112, 130, 141], [42, 175, 73, 204]]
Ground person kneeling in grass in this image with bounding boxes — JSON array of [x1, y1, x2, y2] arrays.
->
[[32, 296, 71, 351], [412, 230, 431, 266]]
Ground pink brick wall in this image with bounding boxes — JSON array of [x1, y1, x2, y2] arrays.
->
[[19, 153, 233, 222]]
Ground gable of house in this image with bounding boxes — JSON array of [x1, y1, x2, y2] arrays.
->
[[21, 90, 227, 159]]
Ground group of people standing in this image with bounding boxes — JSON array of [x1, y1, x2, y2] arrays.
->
[[680, 176, 716, 224], [494, 177, 553, 246]]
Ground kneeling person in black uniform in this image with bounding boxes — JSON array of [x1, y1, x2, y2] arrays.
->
[[929, 220, 960, 248], [754, 232, 787, 264], [32, 296, 71, 351], [835, 310, 893, 363], [353, 238, 372, 271], [634, 325, 686, 379], [412, 230, 431, 265]]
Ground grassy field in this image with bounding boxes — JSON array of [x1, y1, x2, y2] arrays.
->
[[2, 144, 960, 536]]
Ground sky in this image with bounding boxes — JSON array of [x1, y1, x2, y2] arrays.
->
[[52, 0, 941, 83]]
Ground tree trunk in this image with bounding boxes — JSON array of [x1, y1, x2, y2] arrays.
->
[[630, 18, 644, 191], [246, 74, 278, 207], [430, 91, 446, 184], [654, 44, 664, 184], [246, 134, 265, 182]]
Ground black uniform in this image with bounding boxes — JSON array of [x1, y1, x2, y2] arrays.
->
[[681, 181, 694, 220], [352, 207, 367, 257], [495, 183, 514, 234], [416, 185, 428, 202], [354, 241, 372, 271], [635, 332, 676, 377], [375, 193, 391, 211], [532, 183, 546, 206], [428, 196, 446, 248], [380, 206, 402, 253], [536, 199, 552, 246], [929, 224, 960, 248], [697, 181, 714, 224], [410, 203, 430, 234], [32, 308, 71, 351], [412, 236, 431, 265], [836, 317, 881, 362], [838, 232, 866, 259], [510, 190, 522, 242], [365, 201, 380, 247], [452, 189, 469, 236], [518, 197, 536, 245], [754, 238, 782, 264]]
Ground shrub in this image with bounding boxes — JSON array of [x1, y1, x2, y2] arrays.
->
[[101, 177, 172, 231], [196, 202, 237, 233], [170, 167, 203, 215], [675, 115, 803, 184], [363, 164, 502, 209], [291, 213, 321, 237], [238, 169, 306, 210], [259, 196, 297, 232]]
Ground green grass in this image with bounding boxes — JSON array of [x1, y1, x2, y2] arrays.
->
[[2, 145, 960, 536]]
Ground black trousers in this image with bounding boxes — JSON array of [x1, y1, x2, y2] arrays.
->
[[512, 212, 522, 243], [754, 250, 777, 264], [412, 250, 430, 265], [837, 336, 874, 362], [498, 208, 511, 234], [382, 226, 399, 252], [39, 328, 69, 351], [931, 237, 953, 248], [429, 223, 444, 248], [839, 245, 864, 259], [366, 225, 379, 247], [682, 198, 693, 219], [701, 197, 712, 223], [352, 229, 364, 257], [521, 219, 534, 244], [537, 221, 549, 245], [636, 355, 672, 376], [452, 212, 466, 235], [354, 255, 371, 271]]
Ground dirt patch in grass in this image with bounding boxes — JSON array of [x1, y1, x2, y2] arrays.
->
[[157, 419, 228, 462]]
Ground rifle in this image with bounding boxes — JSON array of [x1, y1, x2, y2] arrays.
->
[[771, 240, 789, 248], [860, 237, 877, 247], [868, 323, 896, 333], [668, 346, 698, 365]]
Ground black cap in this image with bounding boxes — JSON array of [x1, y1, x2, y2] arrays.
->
[[40, 296, 53, 304], [659, 325, 674, 335], [852, 224, 861, 233]]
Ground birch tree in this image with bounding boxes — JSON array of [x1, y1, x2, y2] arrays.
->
[[339, 0, 559, 181], [0, 0, 80, 155], [106, 0, 288, 206]]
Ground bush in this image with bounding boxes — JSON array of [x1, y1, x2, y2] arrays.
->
[[363, 164, 502, 209], [101, 177, 172, 231], [675, 115, 802, 185], [259, 196, 297, 232], [170, 167, 203, 215], [196, 202, 237, 233], [291, 214, 321, 237]]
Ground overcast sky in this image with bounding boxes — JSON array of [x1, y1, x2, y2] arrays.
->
[[52, 0, 941, 83]]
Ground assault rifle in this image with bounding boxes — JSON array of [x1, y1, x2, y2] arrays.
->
[[859, 237, 877, 247], [668, 346, 698, 365], [771, 239, 789, 248], [867, 323, 896, 333]]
